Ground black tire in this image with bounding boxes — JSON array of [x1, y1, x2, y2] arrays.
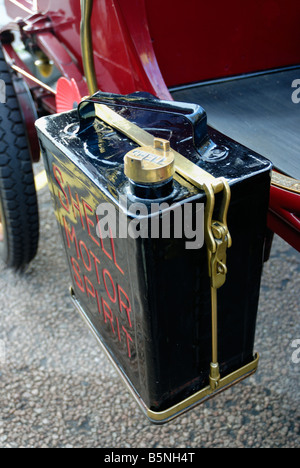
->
[[0, 43, 39, 270]]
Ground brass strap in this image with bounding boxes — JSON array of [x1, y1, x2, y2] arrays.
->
[[203, 181, 232, 389], [94, 102, 232, 390]]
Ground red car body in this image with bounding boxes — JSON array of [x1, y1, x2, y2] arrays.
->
[[2, 0, 300, 251]]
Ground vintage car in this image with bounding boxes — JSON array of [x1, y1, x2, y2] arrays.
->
[[0, 0, 299, 422]]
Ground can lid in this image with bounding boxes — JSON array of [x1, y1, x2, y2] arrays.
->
[[124, 138, 175, 184]]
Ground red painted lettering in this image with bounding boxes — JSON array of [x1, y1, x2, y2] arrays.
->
[[96, 289, 102, 316], [63, 216, 79, 259], [118, 285, 132, 328], [90, 250, 101, 284], [79, 240, 92, 271], [71, 257, 85, 292], [69, 187, 85, 229], [122, 326, 133, 358], [101, 297, 115, 335], [84, 275, 96, 299], [96, 215, 113, 261], [53, 165, 70, 213], [82, 199, 100, 248], [103, 269, 117, 303], [109, 228, 124, 275]]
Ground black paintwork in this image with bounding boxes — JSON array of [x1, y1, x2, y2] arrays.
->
[[35, 92, 272, 413]]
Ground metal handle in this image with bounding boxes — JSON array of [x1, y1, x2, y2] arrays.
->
[[203, 180, 232, 389]]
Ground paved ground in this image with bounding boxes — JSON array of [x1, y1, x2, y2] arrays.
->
[[0, 160, 299, 449], [0, 0, 299, 450]]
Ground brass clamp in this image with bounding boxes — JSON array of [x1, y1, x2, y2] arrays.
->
[[203, 178, 232, 390]]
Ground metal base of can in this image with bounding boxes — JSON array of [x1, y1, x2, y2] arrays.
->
[[70, 287, 259, 424]]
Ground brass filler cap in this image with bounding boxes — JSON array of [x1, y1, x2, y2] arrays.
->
[[124, 138, 175, 185]]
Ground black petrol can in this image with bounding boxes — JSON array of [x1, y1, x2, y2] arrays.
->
[[35, 92, 272, 423]]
